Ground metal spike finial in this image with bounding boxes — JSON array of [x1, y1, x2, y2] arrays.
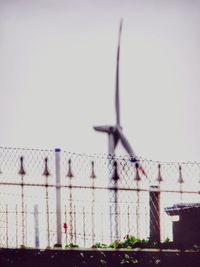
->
[[112, 161, 120, 181], [66, 159, 73, 178], [177, 165, 184, 184], [134, 163, 141, 181], [90, 161, 96, 179], [157, 164, 163, 182], [43, 157, 50, 177], [18, 156, 26, 176]]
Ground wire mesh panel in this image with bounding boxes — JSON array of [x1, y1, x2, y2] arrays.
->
[[0, 147, 200, 248], [0, 147, 56, 248]]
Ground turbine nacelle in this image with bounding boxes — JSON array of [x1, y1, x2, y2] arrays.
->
[[93, 125, 122, 134]]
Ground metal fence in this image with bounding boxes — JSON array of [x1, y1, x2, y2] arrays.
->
[[0, 147, 200, 248]]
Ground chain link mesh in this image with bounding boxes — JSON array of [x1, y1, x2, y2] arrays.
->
[[0, 147, 200, 248]]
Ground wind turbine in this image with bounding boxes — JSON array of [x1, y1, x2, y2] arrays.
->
[[94, 20, 145, 175]]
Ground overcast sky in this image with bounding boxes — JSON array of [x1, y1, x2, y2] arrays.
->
[[1, 0, 200, 162]]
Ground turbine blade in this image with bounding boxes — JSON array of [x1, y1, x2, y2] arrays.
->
[[118, 128, 147, 176], [117, 128, 138, 160], [115, 19, 123, 126], [108, 134, 116, 155], [93, 125, 117, 133]]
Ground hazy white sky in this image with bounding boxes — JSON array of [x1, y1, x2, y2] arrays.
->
[[1, 0, 200, 161]]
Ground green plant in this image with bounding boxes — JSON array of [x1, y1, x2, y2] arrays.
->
[[91, 235, 152, 250], [163, 237, 170, 243], [92, 243, 109, 248], [65, 243, 79, 248], [109, 240, 122, 249], [120, 235, 139, 248]]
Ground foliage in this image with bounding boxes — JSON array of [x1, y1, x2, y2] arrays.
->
[[120, 235, 140, 249], [92, 243, 109, 249], [64, 235, 173, 250], [163, 237, 170, 243], [65, 243, 79, 248], [109, 240, 122, 249], [93, 235, 154, 249]]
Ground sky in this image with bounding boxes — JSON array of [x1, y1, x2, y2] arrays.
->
[[1, 0, 200, 162]]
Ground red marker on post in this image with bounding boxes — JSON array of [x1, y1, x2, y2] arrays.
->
[[63, 223, 68, 234]]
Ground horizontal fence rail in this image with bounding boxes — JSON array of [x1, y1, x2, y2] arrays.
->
[[0, 147, 200, 248]]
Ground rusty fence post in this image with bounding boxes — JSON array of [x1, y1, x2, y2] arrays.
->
[[19, 156, 26, 246], [55, 148, 62, 246], [149, 185, 160, 243], [112, 161, 120, 241], [43, 157, 50, 247], [34, 204, 40, 248]]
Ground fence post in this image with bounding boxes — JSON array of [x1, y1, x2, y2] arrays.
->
[[34, 205, 40, 248], [55, 148, 62, 246], [149, 185, 160, 243]]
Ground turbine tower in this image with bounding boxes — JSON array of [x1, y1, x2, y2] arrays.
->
[[94, 20, 145, 174]]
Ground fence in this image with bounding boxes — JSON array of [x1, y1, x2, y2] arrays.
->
[[0, 147, 200, 249]]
